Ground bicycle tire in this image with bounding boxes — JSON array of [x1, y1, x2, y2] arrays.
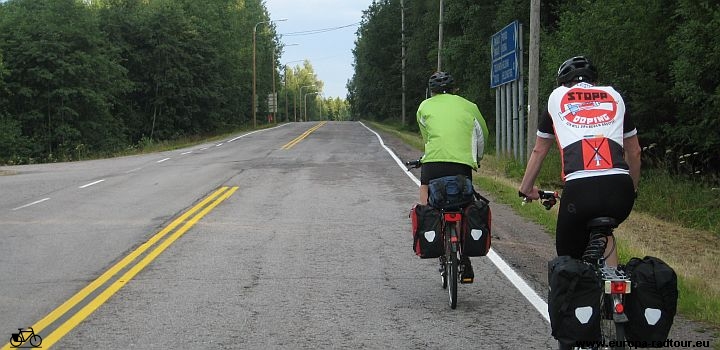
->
[[9, 336, 22, 348], [447, 226, 458, 309], [29, 335, 42, 347], [601, 318, 626, 350], [441, 263, 448, 289], [448, 254, 457, 309]]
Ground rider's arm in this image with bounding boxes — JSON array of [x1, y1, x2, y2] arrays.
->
[[519, 136, 554, 200], [621, 107, 641, 192], [416, 101, 430, 143], [624, 134, 642, 192], [473, 105, 490, 144]]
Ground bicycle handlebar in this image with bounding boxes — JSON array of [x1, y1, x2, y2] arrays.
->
[[519, 190, 559, 210], [405, 159, 422, 170]]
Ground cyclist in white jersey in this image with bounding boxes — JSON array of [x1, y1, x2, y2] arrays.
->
[[518, 56, 642, 267]]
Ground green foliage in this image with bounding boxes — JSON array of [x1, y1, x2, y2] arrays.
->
[[279, 61, 324, 122], [322, 97, 351, 121], [0, 0, 307, 164], [667, 0, 720, 173], [0, 0, 130, 162], [350, 0, 402, 121], [635, 168, 720, 234]]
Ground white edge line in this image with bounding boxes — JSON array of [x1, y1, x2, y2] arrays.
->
[[228, 123, 288, 142], [79, 179, 106, 189], [360, 121, 550, 323], [157, 158, 171, 163], [12, 197, 51, 211], [358, 121, 420, 187], [487, 250, 550, 322]]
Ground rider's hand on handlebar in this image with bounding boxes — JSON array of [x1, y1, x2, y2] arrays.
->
[[518, 187, 540, 202], [519, 187, 559, 210], [405, 159, 422, 170]]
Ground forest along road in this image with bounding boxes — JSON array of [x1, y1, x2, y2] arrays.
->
[[0, 121, 710, 349]]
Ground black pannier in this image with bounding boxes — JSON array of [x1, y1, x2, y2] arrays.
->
[[624, 256, 678, 345], [548, 256, 602, 346], [427, 175, 474, 210], [410, 204, 443, 258], [461, 196, 491, 256]]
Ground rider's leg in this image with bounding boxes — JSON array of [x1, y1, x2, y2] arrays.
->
[[419, 185, 429, 205], [460, 255, 473, 282], [458, 222, 474, 283], [604, 235, 618, 267]]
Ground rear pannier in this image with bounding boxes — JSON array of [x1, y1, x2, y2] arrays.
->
[[461, 196, 491, 256], [548, 255, 602, 346], [624, 256, 678, 346], [410, 204, 443, 258]]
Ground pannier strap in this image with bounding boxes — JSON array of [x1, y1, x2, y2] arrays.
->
[[560, 276, 581, 313]]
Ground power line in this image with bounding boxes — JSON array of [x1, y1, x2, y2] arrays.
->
[[281, 22, 360, 36]]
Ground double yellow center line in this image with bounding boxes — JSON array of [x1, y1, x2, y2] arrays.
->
[[281, 121, 326, 150], [2, 186, 238, 349]]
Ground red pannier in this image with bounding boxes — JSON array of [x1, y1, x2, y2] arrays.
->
[[410, 204, 443, 258], [461, 196, 491, 256]]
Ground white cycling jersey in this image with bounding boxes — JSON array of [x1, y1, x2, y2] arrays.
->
[[538, 82, 638, 181]]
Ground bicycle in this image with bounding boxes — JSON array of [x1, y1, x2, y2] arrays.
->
[[9, 327, 42, 348], [522, 190, 631, 350], [406, 159, 474, 309]]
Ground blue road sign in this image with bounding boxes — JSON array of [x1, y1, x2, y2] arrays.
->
[[491, 21, 519, 88]]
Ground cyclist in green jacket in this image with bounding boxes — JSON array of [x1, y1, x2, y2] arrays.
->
[[416, 71, 490, 282]]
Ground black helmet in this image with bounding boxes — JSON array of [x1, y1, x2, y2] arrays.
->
[[556, 56, 597, 86], [428, 71, 454, 93]]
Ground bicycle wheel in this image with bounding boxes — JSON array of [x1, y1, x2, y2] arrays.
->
[[9, 336, 22, 348], [440, 256, 448, 289], [446, 227, 458, 309], [447, 254, 457, 309], [600, 293, 627, 350], [29, 335, 42, 347], [600, 318, 626, 350]]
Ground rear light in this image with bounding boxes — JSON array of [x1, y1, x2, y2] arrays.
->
[[615, 303, 625, 314], [605, 280, 631, 294], [443, 213, 462, 222]]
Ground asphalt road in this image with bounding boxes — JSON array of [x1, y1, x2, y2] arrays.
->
[[0, 121, 586, 349]]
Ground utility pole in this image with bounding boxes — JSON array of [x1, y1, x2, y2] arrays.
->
[[437, 0, 444, 71], [271, 47, 276, 124], [401, 0, 406, 125], [527, 0, 540, 160]]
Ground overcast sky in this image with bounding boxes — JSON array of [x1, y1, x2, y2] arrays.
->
[[264, 0, 374, 99]]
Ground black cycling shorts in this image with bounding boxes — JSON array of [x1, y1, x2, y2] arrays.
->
[[555, 174, 636, 259], [420, 162, 472, 185]]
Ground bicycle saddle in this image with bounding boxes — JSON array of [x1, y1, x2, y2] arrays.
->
[[586, 217, 618, 229]]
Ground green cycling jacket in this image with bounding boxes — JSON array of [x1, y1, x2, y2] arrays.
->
[[416, 93, 489, 169]]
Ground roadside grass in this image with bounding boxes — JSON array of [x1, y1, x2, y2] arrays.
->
[[367, 120, 720, 331]]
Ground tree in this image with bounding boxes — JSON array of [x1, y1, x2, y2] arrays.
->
[[350, 0, 402, 121], [281, 60, 323, 122], [0, 0, 129, 161], [667, 0, 720, 173]]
